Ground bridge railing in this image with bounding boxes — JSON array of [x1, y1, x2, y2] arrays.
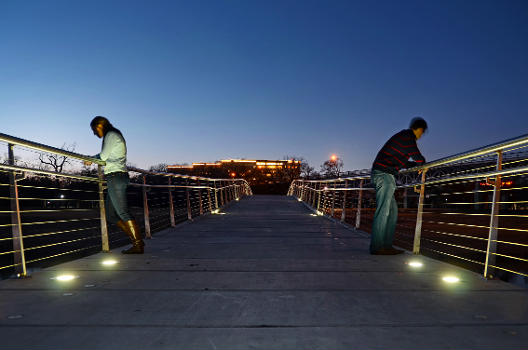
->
[[0, 132, 252, 278], [289, 133, 528, 280]]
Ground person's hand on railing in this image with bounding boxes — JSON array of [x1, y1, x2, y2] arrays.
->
[[418, 167, 428, 175], [84, 161, 92, 166]]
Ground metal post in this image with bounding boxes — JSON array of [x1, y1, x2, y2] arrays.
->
[[168, 177, 176, 227], [484, 151, 503, 278], [197, 179, 203, 215], [224, 181, 229, 204], [474, 181, 480, 211], [355, 179, 364, 229], [8, 144, 27, 277], [331, 181, 336, 217], [97, 165, 110, 251], [312, 183, 317, 208], [214, 180, 219, 210], [317, 183, 322, 212], [341, 180, 348, 222], [142, 175, 152, 239], [186, 179, 192, 220], [207, 182, 213, 213], [413, 170, 427, 254]]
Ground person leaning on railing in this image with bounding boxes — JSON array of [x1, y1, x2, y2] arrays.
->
[[84, 116, 145, 254], [370, 117, 428, 255]]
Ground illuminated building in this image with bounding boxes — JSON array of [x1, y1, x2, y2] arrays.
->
[[168, 159, 301, 193]]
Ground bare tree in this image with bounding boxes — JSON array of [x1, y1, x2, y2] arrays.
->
[[320, 156, 344, 178], [39, 143, 76, 173], [149, 163, 168, 173]]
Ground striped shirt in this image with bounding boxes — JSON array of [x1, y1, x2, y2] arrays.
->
[[372, 129, 425, 175]]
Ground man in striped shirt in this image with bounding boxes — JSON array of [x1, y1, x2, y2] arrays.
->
[[370, 117, 428, 255]]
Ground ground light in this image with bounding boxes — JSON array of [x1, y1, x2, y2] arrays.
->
[[102, 259, 118, 266], [408, 261, 423, 268], [54, 274, 77, 282], [442, 275, 460, 284]]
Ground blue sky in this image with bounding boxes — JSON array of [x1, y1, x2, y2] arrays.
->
[[1, 0, 527, 171]]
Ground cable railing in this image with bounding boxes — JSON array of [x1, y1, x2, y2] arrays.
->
[[0, 132, 252, 278], [288, 133, 528, 281]]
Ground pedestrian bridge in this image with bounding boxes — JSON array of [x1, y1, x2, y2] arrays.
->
[[1, 132, 528, 349], [1, 195, 527, 349]]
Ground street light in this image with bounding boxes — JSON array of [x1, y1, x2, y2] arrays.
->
[[331, 154, 337, 161]]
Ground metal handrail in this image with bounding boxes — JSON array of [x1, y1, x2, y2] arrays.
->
[[289, 133, 528, 281], [0, 132, 105, 165], [0, 132, 252, 278], [405, 132, 528, 172]]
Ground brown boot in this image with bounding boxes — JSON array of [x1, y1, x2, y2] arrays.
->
[[116, 220, 128, 235], [121, 220, 144, 254]]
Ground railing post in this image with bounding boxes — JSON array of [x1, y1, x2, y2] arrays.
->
[[331, 181, 336, 217], [341, 180, 348, 222], [8, 144, 27, 277], [214, 180, 219, 209], [168, 177, 176, 227], [197, 179, 203, 215], [224, 181, 229, 204], [484, 151, 503, 278], [355, 179, 364, 229], [186, 179, 192, 220], [317, 183, 322, 212], [413, 170, 427, 254], [97, 165, 110, 251], [207, 181, 213, 213], [312, 183, 317, 208], [142, 175, 152, 239]]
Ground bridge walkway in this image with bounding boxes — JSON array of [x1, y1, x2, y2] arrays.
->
[[0, 195, 526, 349]]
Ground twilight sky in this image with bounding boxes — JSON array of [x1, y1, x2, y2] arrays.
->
[[1, 0, 527, 171]]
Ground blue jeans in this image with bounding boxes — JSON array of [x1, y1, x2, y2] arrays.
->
[[370, 169, 398, 253], [105, 172, 133, 224]]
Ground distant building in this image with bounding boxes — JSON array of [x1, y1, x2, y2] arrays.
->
[[168, 159, 301, 193]]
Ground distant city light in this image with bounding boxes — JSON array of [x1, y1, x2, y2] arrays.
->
[[60, 194, 65, 199], [331, 154, 337, 161]]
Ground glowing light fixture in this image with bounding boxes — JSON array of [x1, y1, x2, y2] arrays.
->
[[102, 259, 118, 266], [55, 274, 77, 282], [331, 154, 337, 161], [442, 275, 460, 284], [408, 261, 423, 268]]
